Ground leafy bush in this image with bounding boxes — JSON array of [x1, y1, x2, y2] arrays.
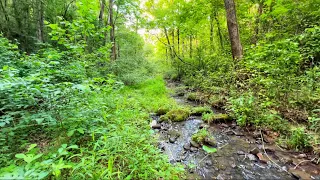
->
[[228, 92, 256, 127], [287, 127, 312, 151]]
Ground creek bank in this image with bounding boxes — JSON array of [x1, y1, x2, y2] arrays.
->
[[150, 81, 320, 179]]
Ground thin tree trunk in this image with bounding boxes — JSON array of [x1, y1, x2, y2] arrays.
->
[[37, 0, 44, 43], [189, 35, 193, 58], [252, 1, 263, 45], [210, 13, 214, 53], [224, 0, 243, 60], [214, 11, 224, 51], [177, 29, 180, 55], [172, 28, 175, 53], [99, 0, 105, 25], [164, 27, 174, 60], [117, 42, 120, 58], [0, 0, 10, 37], [109, 0, 116, 61]]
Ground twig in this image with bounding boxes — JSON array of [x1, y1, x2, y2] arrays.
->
[[260, 130, 290, 174], [294, 158, 316, 170], [198, 154, 210, 164], [219, 143, 229, 150], [275, 143, 285, 151]]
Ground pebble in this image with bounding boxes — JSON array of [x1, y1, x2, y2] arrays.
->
[[169, 137, 176, 143], [237, 151, 246, 155], [297, 154, 307, 159], [205, 160, 213, 166]]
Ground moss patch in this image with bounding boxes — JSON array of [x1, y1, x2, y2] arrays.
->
[[156, 107, 171, 116], [164, 108, 191, 122], [191, 106, 213, 116], [192, 129, 216, 146], [202, 113, 232, 123], [186, 92, 201, 102], [192, 129, 209, 144]]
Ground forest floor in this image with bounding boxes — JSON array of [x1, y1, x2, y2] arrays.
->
[[151, 80, 320, 180]]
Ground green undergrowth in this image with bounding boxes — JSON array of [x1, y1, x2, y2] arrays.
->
[[0, 76, 184, 179]]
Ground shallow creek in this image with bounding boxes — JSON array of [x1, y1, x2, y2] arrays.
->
[[151, 83, 320, 180]]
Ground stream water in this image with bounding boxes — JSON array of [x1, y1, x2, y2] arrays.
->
[[151, 83, 320, 180]]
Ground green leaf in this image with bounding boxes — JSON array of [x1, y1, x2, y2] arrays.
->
[[15, 154, 26, 159], [35, 118, 44, 124], [77, 128, 84, 134], [28, 144, 37, 151], [67, 145, 79, 149], [202, 145, 217, 154], [67, 130, 75, 137]]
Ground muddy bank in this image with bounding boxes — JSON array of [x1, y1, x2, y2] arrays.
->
[[151, 82, 320, 180]]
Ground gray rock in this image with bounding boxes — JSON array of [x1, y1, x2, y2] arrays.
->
[[250, 147, 260, 155], [199, 123, 208, 129], [190, 140, 200, 148], [183, 143, 191, 150], [190, 147, 198, 152], [247, 154, 258, 161], [152, 124, 161, 129], [205, 160, 213, 166], [237, 151, 245, 155], [204, 137, 217, 146], [169, 137, 176, 143]]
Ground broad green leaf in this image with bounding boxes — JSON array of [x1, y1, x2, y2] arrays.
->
[[202, 145, 217, 154], [15, 154, 26, 159]]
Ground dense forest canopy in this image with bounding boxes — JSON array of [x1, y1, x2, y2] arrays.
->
[[0, 0, 320, 179]]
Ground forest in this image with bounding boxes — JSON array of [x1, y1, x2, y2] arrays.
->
[[0, 0, 319, 179]]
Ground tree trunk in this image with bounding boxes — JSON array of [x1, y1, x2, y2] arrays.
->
[[0, 0, 10, 37], [172, 28, 175, 53], [37, 0, 44, 43], [189, 35, 193, 58], [164, 27, 174, 60], [214, 11, 224, 51], [109, 0, 116, 61], [99, 0, 105, 25], [209, 13, 214, 53], [252, 1, 263, 45], [224, 0, 243, 60], [177, 29, 180, 55]]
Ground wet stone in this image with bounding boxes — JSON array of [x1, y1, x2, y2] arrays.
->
[[297, 154, 307, 159], [199, 123, 208, 129], [204, 137, 217, 147], [190, 140, 200, 148], [158, 142, 165, 151], [169, 137, 176, 143], [190, 147, 198, 152], [183, 143, 191, 150], [152, 124, 161, 129], [205, 160, 213, 166], [257, 153, 268, 164], [289, 168, 311, 180], [221, 123, 229, 128], [247, 154, 258, 161], [250, 147, 260, 155]]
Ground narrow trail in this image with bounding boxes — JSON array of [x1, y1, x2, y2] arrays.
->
[[151, 81, 320, 180]]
